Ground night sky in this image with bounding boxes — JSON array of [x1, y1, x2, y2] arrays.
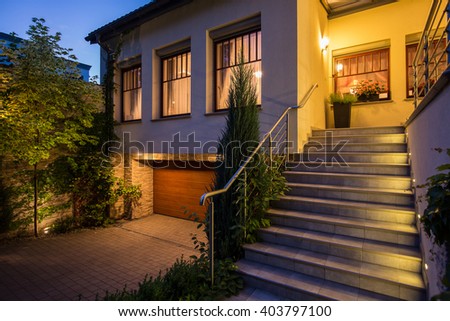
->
[[0, 0, 151, 79]]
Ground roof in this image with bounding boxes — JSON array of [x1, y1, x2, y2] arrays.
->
[[85, 0, 193, 44], [320, 0, 397, 19], [0, 32, 23, 44]]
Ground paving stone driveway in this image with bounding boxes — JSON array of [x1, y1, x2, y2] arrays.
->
[[0, 215, 205, 300]]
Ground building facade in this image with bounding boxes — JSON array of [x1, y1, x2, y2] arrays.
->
[[87, 0, 450, 298]]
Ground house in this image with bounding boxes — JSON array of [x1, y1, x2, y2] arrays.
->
[[86, 0, 450, 300], [0, 31, 92, 82]]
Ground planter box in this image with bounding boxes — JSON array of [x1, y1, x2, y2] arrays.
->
[[333, 102, 351, 128]]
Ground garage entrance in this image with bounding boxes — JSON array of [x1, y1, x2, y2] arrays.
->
[[153, 161, 215, 221]]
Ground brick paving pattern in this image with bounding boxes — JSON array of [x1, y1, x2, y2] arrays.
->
[[0, 215, 205, 300]]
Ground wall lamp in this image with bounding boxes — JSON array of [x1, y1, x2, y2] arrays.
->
[[320, 36, 329, 53]]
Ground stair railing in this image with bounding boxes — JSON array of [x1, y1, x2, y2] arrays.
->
[[200, 83, 318, 286], [413, 0, 450, 108]]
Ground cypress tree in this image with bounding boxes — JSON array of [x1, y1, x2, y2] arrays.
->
[[213, 57, 260, 260]]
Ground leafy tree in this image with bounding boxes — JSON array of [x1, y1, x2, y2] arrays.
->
[[0, 18, 102, 237]]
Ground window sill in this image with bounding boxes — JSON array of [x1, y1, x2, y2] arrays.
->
[[116, 119, 142, 125], [151, 114, 191, 122], [352, 99, 393, 106], [204, 110, 229, 116], [205, 105, 263, 116]]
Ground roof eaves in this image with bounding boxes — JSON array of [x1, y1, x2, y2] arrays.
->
[[85, 0, 193, 44]]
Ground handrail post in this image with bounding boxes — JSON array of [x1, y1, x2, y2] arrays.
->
[[424, 31, 430, 95], [210, 200, 214, 287], [447, 3, 450, 65], [269, 134, 273, 168], [286, 110, 290, 162], [243, 169, 247, 240]]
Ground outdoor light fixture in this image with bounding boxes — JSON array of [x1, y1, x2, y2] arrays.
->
[[320, 36, 329, 52], [425, 263, 429, 270], [254, 70, 262, 79], [332, 63, 343, 78]]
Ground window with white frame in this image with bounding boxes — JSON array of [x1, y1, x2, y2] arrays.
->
[[162, 51, 191, 117], [334, 48, 390, 100], [215, 29, 261, 110], [122, 65, 142, 121]]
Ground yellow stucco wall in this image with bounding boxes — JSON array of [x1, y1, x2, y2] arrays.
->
[[296, 0, 329, 149], [326, 0, 432, 128]]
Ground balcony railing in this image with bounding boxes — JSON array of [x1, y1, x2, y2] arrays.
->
[[413, 0, 450, 108]]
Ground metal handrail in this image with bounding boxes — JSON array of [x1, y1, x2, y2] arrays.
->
[[413, 0, 450, 108], [200, 83, 318, 206], [199, 83, 318, 286]]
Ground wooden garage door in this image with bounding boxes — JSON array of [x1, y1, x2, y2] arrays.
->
[[153, 163, 215, 221]]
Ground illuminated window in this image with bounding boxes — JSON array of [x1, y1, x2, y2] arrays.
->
[[162, 51, 191, 117], [215, 30, 261, 110], [334, 48, 390, 100], [406, 40, 447, 98], [122, 65, 142, 121]]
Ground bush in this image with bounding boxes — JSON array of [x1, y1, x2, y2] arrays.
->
[[103, 256, 243, 301]]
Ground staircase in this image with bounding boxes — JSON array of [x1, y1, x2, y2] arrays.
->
[[237, 126, 426, 300]]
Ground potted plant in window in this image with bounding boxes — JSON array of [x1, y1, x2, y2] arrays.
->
[[329, 92, 357, 128], [354, 79, 386, 102]]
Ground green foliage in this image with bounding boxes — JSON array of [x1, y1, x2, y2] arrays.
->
[[419, 148, 450, 246], [238, 154, 289, 243], [213, 56, 260, 260], [0, 18, 102, 236], [419, 148, 450, 298], [329, 92, 357, 104], [103, 256, 242, 301]]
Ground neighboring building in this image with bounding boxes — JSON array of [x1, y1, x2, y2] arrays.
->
[[0, 31, 92, 82], [86, 0, 450, 299]]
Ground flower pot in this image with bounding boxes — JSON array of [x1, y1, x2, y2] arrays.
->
[[333, 102, 351, 128], [357, 94, 368, 102], [368, 94, 379, 101]]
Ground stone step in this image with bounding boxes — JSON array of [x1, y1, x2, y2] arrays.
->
[[272, 195, 416, 227], [258, 225, 422, 272], [286, 183, 414, 206], [285, 162, 410, 176], [237, 260, 401, 301], [293, 152, 409, 164], [312, 126, 405, 136], [242, 242, 425, 300], [267, 208, 419, 248], [304, 142, 407, 153], [284, 171, 412, 190], [310, 133, 406, 144]]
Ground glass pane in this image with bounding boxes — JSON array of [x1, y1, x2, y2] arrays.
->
[[365, 53, 373, 72], [187, 52, 191, 76], [137, 67, 141, 88], [236, 36, 243, 60], [216, 43, 222, 69], [177, 54, 182, 79], [163, 59, 167, 81], [380, 51, 387, 70], [373, 51, 380, 71], [257, 31, 261, 60], [350, 57, 357, 75], [243, 35, 249, 63], [342, 58, 349, 76], [250, 32, 257, 61], [223, 41, 230, 68], [181, 53, 186, 77], [357, 56, 364, 74], [216, 68, 232, 110], [229, 38, 235, 66]]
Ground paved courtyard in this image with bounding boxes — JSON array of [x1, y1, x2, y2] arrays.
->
[[0, 214, 205, 300]]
